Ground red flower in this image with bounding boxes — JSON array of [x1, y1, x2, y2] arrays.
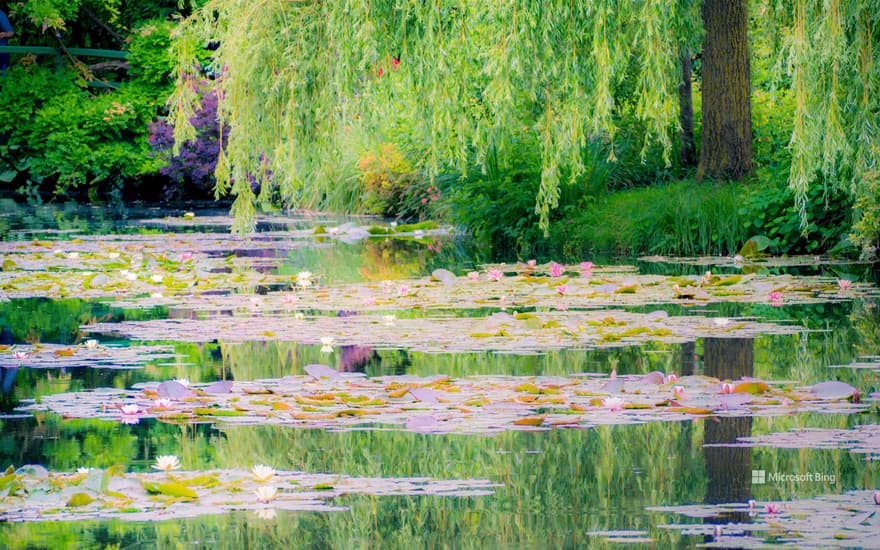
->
[[378, 67, 384, 76], [392, 57, 400, 69]]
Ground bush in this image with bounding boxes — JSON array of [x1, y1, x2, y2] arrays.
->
[[357, 143, 439, 219]]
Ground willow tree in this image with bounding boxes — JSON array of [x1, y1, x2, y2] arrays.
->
[[170, 1, 880, 250]]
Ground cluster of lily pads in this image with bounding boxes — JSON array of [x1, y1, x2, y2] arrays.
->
[[17, 366, 870, 434], [0, 341, 176, 370], [0, 460, 496, 523]]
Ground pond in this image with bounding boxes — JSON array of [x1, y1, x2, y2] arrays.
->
[[1, 200, 878, 548]]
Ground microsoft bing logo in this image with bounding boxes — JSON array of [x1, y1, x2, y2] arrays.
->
[[752, 470, 766, 484]]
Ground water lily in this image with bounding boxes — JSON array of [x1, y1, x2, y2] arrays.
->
[[700, 271, 713, 285], [282, 293, 299, 308], [874, 491, 880, 505], [255, 486, 278, 503], [151, 455, 181, 472], [296, 271, 313, 288], [76, 467, 94, 475], [120, 404, 140, 415], [67, 252, 80, 260], [153, 398, 173, 410], [764, 503, 782, 514], [107, 252, 120, 259], [390, 221, 398, 229], [748, 499, 757, 510], [838, 279, 852, 291], [13, 351, 28, 360], [252, 464, 276, 482], [721, 382, 734, 394], [120, 415, 140, 425], [768, 291, 783, 306], [150, 292, 163, 298], [150, 274, 163, 283], [179, 252, 193, 262], [603, 397, 625, 412], [320, 337, 334, 353], [295, 312, 305, 321], [527, 259, 537, 267], [673, 385, 686, 398], [487, 269, 503, 282], [125, 271, 137, 281], [383, 315, 396, 326], [467, 271, 480, 281], [397, 285, 411, 297], [665, 373, 678, 384], [556, 284, 567, 296], [713, 317, 730, 327], [549, 262, 563, 277], [713, 525, 722, 539], [249, 297, 263, 309], [84, 339, 99, 350]]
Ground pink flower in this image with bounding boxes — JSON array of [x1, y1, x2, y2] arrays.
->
[[603, 397, 625, 412], [378, 67, 384, 76], [121, 404, 140, 415], [282, 293, 299, 308], [421, 198, 428, 204], [179, 252, 193, 262], [673, 385, 686, 397], [873, 491, 880, 505], [397, 285, 410, 297], [527, 259, 537, 267], [721, 382, 734, 394], [153, 399, 173, 410], [768, 291, 783, 306], [556, 284, 567, 295], [579, 261, 594, 273], [838, 279, 852, 291], [748, 499, 757, 510], [487, 269, 503, 282], [665, 373, 678, 384], [391, 57, 400, 69], [120, 415, 140, 425], [467, 271, 480, 281], [13, 351, 28, 360], [549, 262, 563, 277], [764, 503, 782, 514]]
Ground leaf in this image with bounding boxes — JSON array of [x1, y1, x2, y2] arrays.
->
[[409, 387, 442, 403], [304, 364, 341, 381], [143, 481, 198, 499], [733, 381, 770, 394], [811, 381, 859, 400], [513, 415, 546, 426], [67, 492, 95, 507], [204, 380, 233, 394], [157, 380, 197, 399], [431, 269, 457, 286], [193, 407, 245, 416]]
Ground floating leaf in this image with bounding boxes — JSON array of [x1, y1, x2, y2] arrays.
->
[[67, 493, 94, 507], [513, 415, 546, 426], [143, 482, 198, 499], [811, 381, 859, 400], [157, 381, 197, 399], [304, 364, 341, 381], [733, 381, 770, 394], [204, 380, 234, 394]]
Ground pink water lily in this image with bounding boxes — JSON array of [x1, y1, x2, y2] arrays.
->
[[764, 503, 782, 514], [665, 373, 678, 384], [768, 291, 783, 306], [153, 398, 173, 410], [179, 252, 194, 262], [13, 351, 28, 360], [721, 382, 734, 394], [673, 385, 686, 398], [549, 263, 563, 277], [120, 404, 140, 415], [467, 271, 480, 281], [556, 284, 567, 295], [487, 269, 503, 282], [874, 491, 880, 505], [398, 285, 411, 296], [838, 279, 852, 291], [527, 259, 537, 267]]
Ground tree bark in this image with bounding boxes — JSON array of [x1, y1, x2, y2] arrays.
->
[[678, 46, 696, 167], [697, 0, 753, 180]]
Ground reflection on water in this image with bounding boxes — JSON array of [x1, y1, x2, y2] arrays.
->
[[0, 204, 878, 547]]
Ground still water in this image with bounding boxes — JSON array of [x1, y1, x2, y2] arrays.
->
[[0, 201, 878, 548]]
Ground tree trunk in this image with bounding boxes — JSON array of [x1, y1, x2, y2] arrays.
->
[[697, 0, 753, 180], [678, 46, 696, 167]]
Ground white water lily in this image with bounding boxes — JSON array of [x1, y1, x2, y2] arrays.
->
[[107, 252, 120, 259], [713, 317, 730, 327], [254, 486, 278, 503], [174, 378, 191, 387], [320, 337, 334, 353], [151, 455, 181, 472], [84, 339, 99, 350], [296, 271, 313, 287], [120, 404, 140, 415], [150, 292, 163, 298], [67, 252, 80, 260], [153, 398, 173, 410], [603, 397, 625, 412], [251, 464, 276, 482], [295, 312, 304, 321], [383, 315, 396, 327], [125, 272, 137, 281], [76, 467, 94, 475], [150, 274, 163, 283]]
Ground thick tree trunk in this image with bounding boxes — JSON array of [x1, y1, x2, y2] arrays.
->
[[697, 0, 753, 180], [678, 46, 696, 167]]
